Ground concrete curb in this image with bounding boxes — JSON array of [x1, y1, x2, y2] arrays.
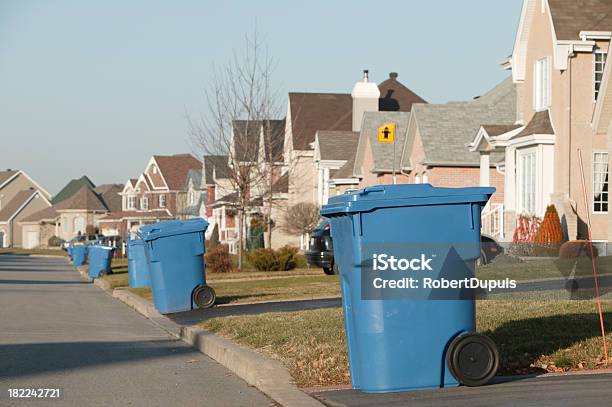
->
[[109, 288, 322, 406]]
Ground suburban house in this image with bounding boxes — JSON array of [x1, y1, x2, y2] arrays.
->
[[19, 179, 122, 247], [470, 0, 612, 243], [0, 169, 51, 248], [98, 154, 202, 238], [177, 169, 205, 219], [206, 119, 290, 252], [313, 130, 360, 205]]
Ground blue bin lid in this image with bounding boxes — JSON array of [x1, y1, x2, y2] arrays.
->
[[127, 236, 144, 247], [140, 218, 209, 242], [321, 184, 495, 216]]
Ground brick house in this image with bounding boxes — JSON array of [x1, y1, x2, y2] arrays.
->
[[98, 154, 202, 238], [470, 0, 612, 243]]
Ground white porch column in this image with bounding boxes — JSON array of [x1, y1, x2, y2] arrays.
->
[[480, 153, 490, 187], [505, 147, 516, 213]]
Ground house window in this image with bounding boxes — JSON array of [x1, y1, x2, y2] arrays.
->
[[595, 51, 607, 101], [188, 190, 196, 206], [519, 151, 536, 214], [127, 195, 136, 210], [593, 152, 609, 213], [159, 194, 166, 208], [141, 197, 149, 210], [534, 57, 550, 111]]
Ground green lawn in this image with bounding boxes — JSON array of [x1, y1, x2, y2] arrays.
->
[[0, 247, 67, 256], [99, 257, 129, 289], [201, 300, 612, 388], [476, 256, 612, 282], [129, 274, 340, 305]]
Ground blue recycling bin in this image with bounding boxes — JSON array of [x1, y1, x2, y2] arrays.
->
[[66, 246, 73, 259], [88, 245, 115, 278], [71, 245, 88, 267], [321, 184, 495, 393], [127, 236, 151, 288], [141, 218, 215, 314]]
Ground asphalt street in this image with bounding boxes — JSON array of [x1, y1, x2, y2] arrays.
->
[[313, 373, 612, 407], [0, 255, 274, 407]]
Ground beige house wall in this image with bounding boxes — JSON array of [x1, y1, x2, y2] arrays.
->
[[516, 3, 610, 240], [20, 223, 54, 249], [9, 195, 50, 247], [58, 210, 107, 241]]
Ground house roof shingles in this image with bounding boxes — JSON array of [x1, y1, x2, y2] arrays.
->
[[355, 111, 412, 174], [404, 77, 516, 167], [94, 184, 123, 212], [232, 120, 262, 162], [263, 119, 286, 162], [378, 73, 427, 112], [52, 176, 95, 204], [549, 0, 612, 40], [55, 185, 108, 212], [512, 110, 555, 139], [271, 172, 289, 193], [203, 155, 230, 184], [481, 124, 522, 138], [0, 190, 38, 221], [317, 131, 360, 161], [153, 154, 202, 190], [21, 206, 59, 223], [289, 93, 353, 151]]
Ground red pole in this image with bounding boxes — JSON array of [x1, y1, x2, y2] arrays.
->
[[577, 148, 608, 363]]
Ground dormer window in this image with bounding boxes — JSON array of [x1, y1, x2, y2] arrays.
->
[[595, 50, 607, 102], [141, 197, 149, 210], [127, 195, 137, 210], [534, 57, 550, 111]]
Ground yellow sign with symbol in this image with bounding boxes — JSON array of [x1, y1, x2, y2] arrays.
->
[[377, 123, 395, 143]]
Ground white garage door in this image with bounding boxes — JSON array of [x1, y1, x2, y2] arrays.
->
[[25, 230, 40, 249]]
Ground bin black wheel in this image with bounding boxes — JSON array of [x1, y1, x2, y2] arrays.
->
[[446, 333, 499, 387], [193, 285, 216, 309]]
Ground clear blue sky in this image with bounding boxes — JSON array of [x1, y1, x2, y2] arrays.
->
[[0, 0, 522, 195]]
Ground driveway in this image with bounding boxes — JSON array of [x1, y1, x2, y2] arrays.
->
[[0, 255, 274, 407]]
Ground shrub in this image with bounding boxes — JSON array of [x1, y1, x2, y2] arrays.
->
[[508, 215, 542, 256], [559, 240, 599, 259], [246, 246, 300, 271], [246, 248, 280, 271], [208, 224, 220, 250], [205, 244, 232, 273], [533, 205, 565, 254], [48, 235, 63, 247], [276, 246, 299, 271]]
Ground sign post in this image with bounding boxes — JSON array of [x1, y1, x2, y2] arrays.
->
[[378, 123, 397, 184]]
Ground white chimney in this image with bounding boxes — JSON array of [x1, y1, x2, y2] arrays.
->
[[351, 69, 380, 132]]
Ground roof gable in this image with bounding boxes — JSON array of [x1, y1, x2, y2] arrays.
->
[[203, 155, 230, 184], [356, 111, 411, 173], [55, 185, 108, 212], [152, 154, 202, 190], [0, 189, 42, 222], [52, 176, 95, 204], [404, 77, 516, 166], [511, 110, 555, 139], [378, 73, 427, 112]]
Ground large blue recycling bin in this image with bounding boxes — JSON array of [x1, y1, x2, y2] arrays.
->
[[88, 245, 115, 278], [141, 218, 208, 314], [321, 184, 494, 393], [127, 236, 151, 288], [71, 245, 88, 267]]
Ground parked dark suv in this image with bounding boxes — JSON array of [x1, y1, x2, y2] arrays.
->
[[305, 220, 337, 275], [306, 221, 503, 275]]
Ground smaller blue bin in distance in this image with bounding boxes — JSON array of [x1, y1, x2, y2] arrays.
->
[[88, 245, 115, 278], [71, 245, 88, 267], [141, 218, 208, 314], [128, 236, 151, 288], [321, 184, 494, 393]]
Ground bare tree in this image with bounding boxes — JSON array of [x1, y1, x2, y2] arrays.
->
[[188, 30, 278, 271], [282, 202, 321, 247]]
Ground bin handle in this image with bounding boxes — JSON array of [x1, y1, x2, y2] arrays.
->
[[359, 186, 385, 195]]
